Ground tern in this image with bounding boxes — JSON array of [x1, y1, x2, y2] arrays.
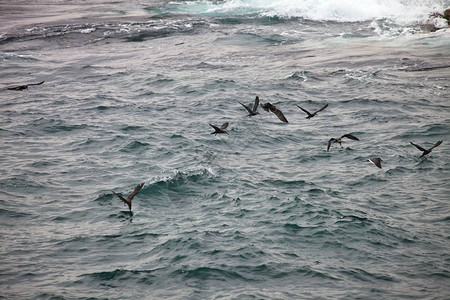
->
[[410, 140, 443, 158], [210, 122, 229, 135], [260, 102, 288, 123], [296, 103, 328, 119], [7, 80, 45, 91], [239, 96, 260, 117], [112, 183, 144, 211], [327, 134, 359, 151]]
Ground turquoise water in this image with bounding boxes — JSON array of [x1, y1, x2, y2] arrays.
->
[[1, 1, 449, 299]]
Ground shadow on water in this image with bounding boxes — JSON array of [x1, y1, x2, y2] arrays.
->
[[116, 210, 133, 223]]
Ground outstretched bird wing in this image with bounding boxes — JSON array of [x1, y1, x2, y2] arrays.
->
[[7, 81, 45, 90], [327, 138, 336, 151], [7, 85, 26, 91], [369, 158, 382, 169], [260, 102, 272, 112], [252, 96, 260, 112], [127, 183, 144, 202], [112, 191, 128, 204], [296, 105, 312, 117], [270, 107, 288, 123], [342, 134, 359, 141], [410, 142, 426, 152], [209, 123, 221, 132], [239, 102, 253, 114], [28, 80, 45, 86], [314, 104, 329, 114], [430, 140, 443, 150], [220, 122, 229, 130]]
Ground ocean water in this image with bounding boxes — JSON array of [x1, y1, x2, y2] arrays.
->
[[1, 0, 450, 299]]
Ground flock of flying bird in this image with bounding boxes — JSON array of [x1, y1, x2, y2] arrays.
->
[[6, 83, 444, 212], [210, 96, 443, 169]]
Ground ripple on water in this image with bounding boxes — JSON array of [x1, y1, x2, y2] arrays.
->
[[338, 267, 397, 283], [0, 208, 34, 220], [30, 117, 89, 134], [0, 176, 46, 191], [82, 268, 158, 281], [120, 140, 150, 153], [172, 266, 251, 282]]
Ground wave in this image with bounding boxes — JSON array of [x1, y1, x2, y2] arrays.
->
[[172, 266, 251, 281], [0, 52, 40, 62], [262, 178, 313, 188], [338, 267, 397, 282], [120, 140, 150, 153], [0, 208, 34, 219], [0, 175, 47, 191], [91, 166, 217, 211], [169, 0, 446, 23], [81, 264, 338, 287], [112, 166, 218, 200], [30, 117, 89, 134], [82, 268, 159, 281], [0, 23, 101, 47], [1, 19, 207, 47]]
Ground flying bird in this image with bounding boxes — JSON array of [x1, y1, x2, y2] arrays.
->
[[210, 122, 229, 135], [410, 140, 443, 158], [368, 157, 383, 169], [239, 96, 260, 117], [327, 134, 359, 151], [7, 80, 45, 91], [112, 183, 144, 211], [296, 103, 328, 119], [260, 102, 272, 113], [260, 102, 288, 123]]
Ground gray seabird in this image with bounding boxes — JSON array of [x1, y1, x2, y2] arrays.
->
[[296, 103, 328, 119], [368, 157, 383, 169], [7, 80, 45, 91], [260, 102, 288, 123], [239, 96, 260, 117], [210, 122, 229, 135], [410, 140, 443, 158], [112, 183, 144, 211], [327, 134, 359, 151]]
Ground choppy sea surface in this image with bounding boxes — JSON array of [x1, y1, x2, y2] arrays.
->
[[1, 0, 450, 299]]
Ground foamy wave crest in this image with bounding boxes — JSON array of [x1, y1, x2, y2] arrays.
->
[[146, 165, 217, 191], [173, 0, 447, 23]]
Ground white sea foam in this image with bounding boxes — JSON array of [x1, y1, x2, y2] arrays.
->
[[174, 0, 448, 24], [79, 28, 96, 34]]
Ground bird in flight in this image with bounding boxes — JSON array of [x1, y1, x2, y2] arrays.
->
[[210, 122, 229, 135], [112, 183, 144, 211], [327, 134, 359, 151], [260, 102, 288, 123], [239, 96, 260, 117], [7, 80, 45, 91], [296, 103, 328, 119], [368, 157, 383, 169], [410, 140, 443, 158]]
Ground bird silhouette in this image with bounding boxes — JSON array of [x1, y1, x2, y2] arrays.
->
[[112, 183, 144, 211], [368, 157, 383, 169], [7, 80, 45, 91], [410, 140, 443, 158], [210, 122, 229, 135], [260, 102, 288, 123], [239, 96, 260, 117], [327, 134, 359, 151], [296, 103, 328, 119]]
